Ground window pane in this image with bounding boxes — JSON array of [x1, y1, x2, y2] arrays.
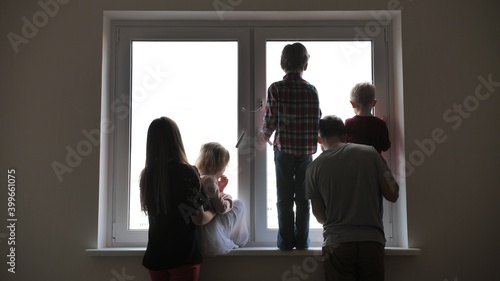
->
[[265, 41, 373, 229], [129, 41, 238, 230]]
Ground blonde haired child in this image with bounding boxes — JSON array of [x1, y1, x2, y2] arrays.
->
[[345, 82, 391, 154], [195, 142, 249, 256], [195, 142, 233, 214]]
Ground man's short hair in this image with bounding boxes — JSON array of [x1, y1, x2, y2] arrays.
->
[[319, 115, 345, 138]]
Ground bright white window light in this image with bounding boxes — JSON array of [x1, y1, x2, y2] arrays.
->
[[265, 41, 373, 229], [129, 41, 238, 230]]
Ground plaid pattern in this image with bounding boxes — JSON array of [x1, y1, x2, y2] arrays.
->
[[261, 73, 321, 156]]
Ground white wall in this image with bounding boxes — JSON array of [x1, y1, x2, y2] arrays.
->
[[1, 0, 499, 280]]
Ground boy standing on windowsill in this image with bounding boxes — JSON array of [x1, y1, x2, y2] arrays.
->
[[258, 42, 321, 251], [345, 82, 391, 155]]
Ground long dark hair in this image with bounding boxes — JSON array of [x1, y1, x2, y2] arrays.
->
[[139, 117, 191, 216]]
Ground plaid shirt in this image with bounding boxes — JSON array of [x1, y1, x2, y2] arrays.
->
[[261, 73, 321, 156]]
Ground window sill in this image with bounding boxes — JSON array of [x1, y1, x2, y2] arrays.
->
[[85, 247, 420, 257]]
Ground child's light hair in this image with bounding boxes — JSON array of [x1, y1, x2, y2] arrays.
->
[[195, 142, 230, 176], [350, 82, 376, 108]]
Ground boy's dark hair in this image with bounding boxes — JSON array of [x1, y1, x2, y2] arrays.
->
[[280, 43, 310, 73], [319, 115, 345, 138]]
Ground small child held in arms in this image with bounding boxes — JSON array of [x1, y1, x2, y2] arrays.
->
[[345, 82, 391, 154], [195, 142, 249, 257]]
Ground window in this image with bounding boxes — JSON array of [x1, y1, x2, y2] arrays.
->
[[105, 18, 402, 247], [128, 41, 239, 230]]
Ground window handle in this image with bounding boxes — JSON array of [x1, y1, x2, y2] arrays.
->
[[235, 130, 245, 148], [240, 99, 264, 112]]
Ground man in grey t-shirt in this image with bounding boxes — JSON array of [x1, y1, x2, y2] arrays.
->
[[306, 115, 399, 281]]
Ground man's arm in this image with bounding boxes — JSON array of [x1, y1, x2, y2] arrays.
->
[[372, 149, 399, 203], [306, 165, 327, 225], [380, 169, 399, 203], [311, 193, 327, 225]]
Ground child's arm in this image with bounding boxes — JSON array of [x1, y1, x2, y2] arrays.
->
[[217, 175, 228, 193], [215, 193, 233, 215], [259, 86, 278, 143], [201, 176, 233, 214], [379, 117, 391, 152]]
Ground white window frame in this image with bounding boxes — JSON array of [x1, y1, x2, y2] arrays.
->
[[100, 14, 406, 248]]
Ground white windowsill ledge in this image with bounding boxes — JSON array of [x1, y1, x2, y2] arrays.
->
[[85, 247, 420, 257]]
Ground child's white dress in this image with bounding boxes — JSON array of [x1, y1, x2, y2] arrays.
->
[[198, 176, 249, 257]]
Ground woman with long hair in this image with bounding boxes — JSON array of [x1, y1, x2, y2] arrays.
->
[[140, 117, 214, 281]]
